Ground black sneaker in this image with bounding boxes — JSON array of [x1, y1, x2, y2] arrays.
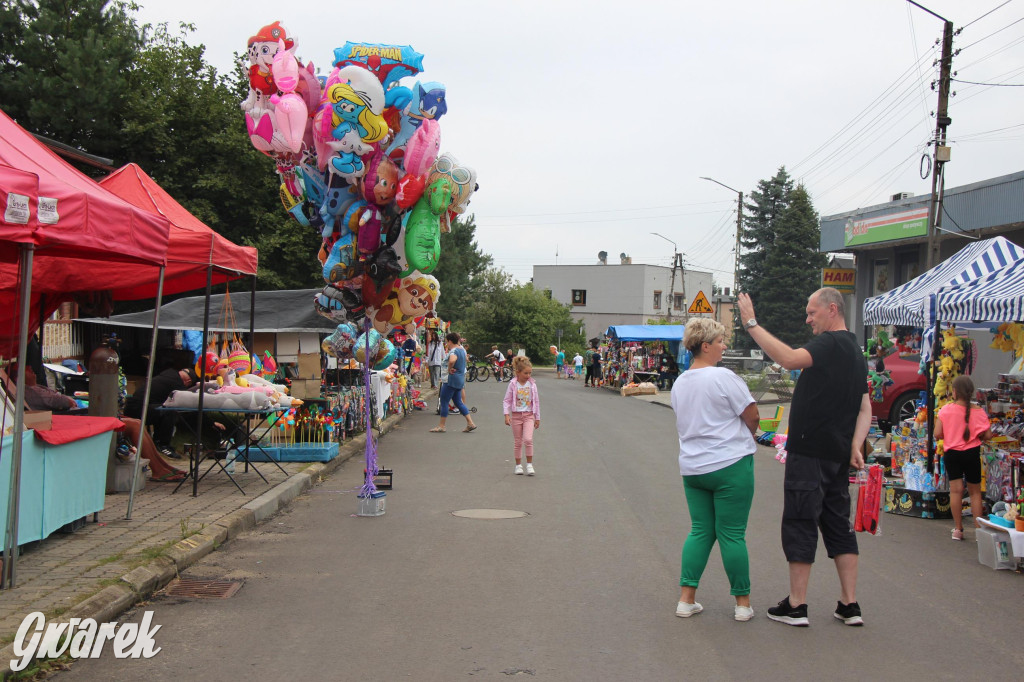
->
[[156, 444, 182, 460], [767, 597, 809, 626], [834, 601, 864, 626]]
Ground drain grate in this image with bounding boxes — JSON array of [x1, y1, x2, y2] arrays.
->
[[164, 578, 244, 599]]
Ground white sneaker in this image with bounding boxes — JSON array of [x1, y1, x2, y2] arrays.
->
[[675, 601, 703, 618], [734, 605, 754, 622], [526, 463, 535, 476], [514, 464, 524, 475]]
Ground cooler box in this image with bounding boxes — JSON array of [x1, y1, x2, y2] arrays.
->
[[977, 527, 1015, 570]]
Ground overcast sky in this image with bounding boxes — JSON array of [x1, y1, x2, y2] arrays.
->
[[132, 0, 1024, 288]]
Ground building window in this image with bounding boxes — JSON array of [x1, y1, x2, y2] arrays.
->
[[571, 289, 587, 306], [653, 291, 662, 309], [673, 293, 684, 310]]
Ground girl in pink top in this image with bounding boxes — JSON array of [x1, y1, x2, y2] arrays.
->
[[934, 375, 992, 541], [503, 355, 541, 476]]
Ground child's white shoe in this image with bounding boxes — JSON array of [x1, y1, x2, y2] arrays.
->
[[514, 464, 524, 475], [526, 463, 535, 476]]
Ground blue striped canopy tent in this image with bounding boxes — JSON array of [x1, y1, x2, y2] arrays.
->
[[862, 236, 1024, 329], [936, 263, 1024, 324]]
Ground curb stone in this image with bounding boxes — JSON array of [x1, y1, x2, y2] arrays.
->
[[0, 388, 431, 679]]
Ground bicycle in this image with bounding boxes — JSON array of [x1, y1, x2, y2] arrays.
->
[[465, 354, 490, 382]]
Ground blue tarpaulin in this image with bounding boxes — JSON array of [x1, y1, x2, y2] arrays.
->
[[604, 325, 684, 342]]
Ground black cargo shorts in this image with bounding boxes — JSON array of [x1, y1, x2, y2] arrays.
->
[[781, 451, 859, 563]]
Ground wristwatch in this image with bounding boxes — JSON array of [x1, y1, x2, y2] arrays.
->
[[745, 318, 758, 329]]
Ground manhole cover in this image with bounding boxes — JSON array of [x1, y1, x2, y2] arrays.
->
[[451, 509, 529, 519], [164, 578, 244, 599]]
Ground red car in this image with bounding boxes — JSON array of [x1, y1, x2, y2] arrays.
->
[[873, 350, 927, 430]]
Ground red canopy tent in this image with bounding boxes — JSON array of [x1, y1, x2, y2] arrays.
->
[[0, 108, 171, 587], [99, 163, 258, 299], [0, 109, 172, 353], [98, 163, 259, 503]]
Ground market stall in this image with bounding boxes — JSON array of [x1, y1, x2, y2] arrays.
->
[[864, 237, 1024, 561], [0, 108, 171, 588], [603, 325, 685, 392]]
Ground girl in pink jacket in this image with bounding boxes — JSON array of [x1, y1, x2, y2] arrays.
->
[[503, 355, 541, 476]]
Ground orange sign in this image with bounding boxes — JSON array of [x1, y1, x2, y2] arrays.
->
[[687, 291, 714, 315]]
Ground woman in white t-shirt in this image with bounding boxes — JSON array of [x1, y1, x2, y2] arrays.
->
[[670, 318, 760, 622]]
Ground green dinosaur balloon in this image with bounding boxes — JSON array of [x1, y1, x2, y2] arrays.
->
[[402, 176, 453, 276]]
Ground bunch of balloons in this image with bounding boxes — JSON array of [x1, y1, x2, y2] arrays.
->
[[241, 23, 478, 369]]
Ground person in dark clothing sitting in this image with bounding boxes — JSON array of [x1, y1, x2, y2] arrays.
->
[[124, 367, 197, 459], [658, 351, 680, 389]]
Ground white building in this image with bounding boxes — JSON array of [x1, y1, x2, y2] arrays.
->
[[532, 261, 714, 341]]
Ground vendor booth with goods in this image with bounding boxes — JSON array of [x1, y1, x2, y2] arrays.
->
[[861, 236, 1024, 571], [602, 325, 687, 393]]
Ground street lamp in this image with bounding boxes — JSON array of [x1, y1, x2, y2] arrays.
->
[[651, 232, 683, 321], [699, 177, 743, 294]]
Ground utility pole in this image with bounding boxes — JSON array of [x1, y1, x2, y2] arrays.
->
[[909, 1, 954, 269], [651, 232, 679, 321], [926, 19, 954, 269]]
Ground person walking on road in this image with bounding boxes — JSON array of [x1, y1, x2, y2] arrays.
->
[[671, 319, 760, 621], [431, 332, 477, 433], [503, 355, 541, 475], [573, 352, 583, 380], [555, 348, 565, 379], [934, 374, 992, 541], [589, 344, 603, 387], [737, 287, 870, 627], [426, 330, 445, 389]]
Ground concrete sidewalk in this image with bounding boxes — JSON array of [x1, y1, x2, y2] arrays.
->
[[0, 384, 436, 670]]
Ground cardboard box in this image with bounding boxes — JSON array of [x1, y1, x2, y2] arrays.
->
[[290, 378, 322, 399], [297, 352, 321, 379], [637, 382, 658, 395], [620, 386, 640, 397], [23, 410, 52, 431], [883, 485, 952, 519]]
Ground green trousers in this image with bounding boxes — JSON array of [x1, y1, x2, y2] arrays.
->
[[680, 455, 754, 596]]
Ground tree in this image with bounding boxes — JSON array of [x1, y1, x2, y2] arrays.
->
[[459, 273, 585, 363], [736, 169, 825, 348], [432, 215, 492, 324], [0, 0, 144, 161], [758, 185, 826, 346]]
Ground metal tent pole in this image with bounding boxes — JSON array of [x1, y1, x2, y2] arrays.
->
[[3, 244, 34, 589], [126, 266, 165, 519], [194, 266, 214, 496]]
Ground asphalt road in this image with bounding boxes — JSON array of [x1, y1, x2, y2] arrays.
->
[[59, 371, 1024, 681]]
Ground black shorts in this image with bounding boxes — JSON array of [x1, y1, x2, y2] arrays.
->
[[781, 452, 859, 563], [943, 446, 981, 485]]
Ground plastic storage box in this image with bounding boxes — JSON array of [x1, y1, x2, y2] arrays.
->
[[357, 490, 386, 517], [976, 527, 1015, 570]]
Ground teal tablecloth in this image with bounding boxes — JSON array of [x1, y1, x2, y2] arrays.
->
[[0, 430, 111, 547]]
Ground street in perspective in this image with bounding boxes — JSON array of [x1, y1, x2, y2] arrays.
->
[[57, 374, 1024, 681]]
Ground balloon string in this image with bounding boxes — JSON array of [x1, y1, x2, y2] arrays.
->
[[360, 315, 379, 497]]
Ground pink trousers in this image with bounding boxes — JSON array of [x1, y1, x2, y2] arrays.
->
[[509, 411, 535, 462]]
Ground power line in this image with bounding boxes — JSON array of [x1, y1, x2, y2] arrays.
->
[[951, 76, 1024, 85], [483, 208, 733, 228], [958, 15, 1024, 51], [962, 0, 1014, 30], [486, 199, 732, 220], [790, 48, 936, 174]]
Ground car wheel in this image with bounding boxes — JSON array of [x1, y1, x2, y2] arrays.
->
[[888, 391, 921, 429]]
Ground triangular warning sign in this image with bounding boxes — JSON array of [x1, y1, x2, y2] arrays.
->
[[687, 291, 714, 315]]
